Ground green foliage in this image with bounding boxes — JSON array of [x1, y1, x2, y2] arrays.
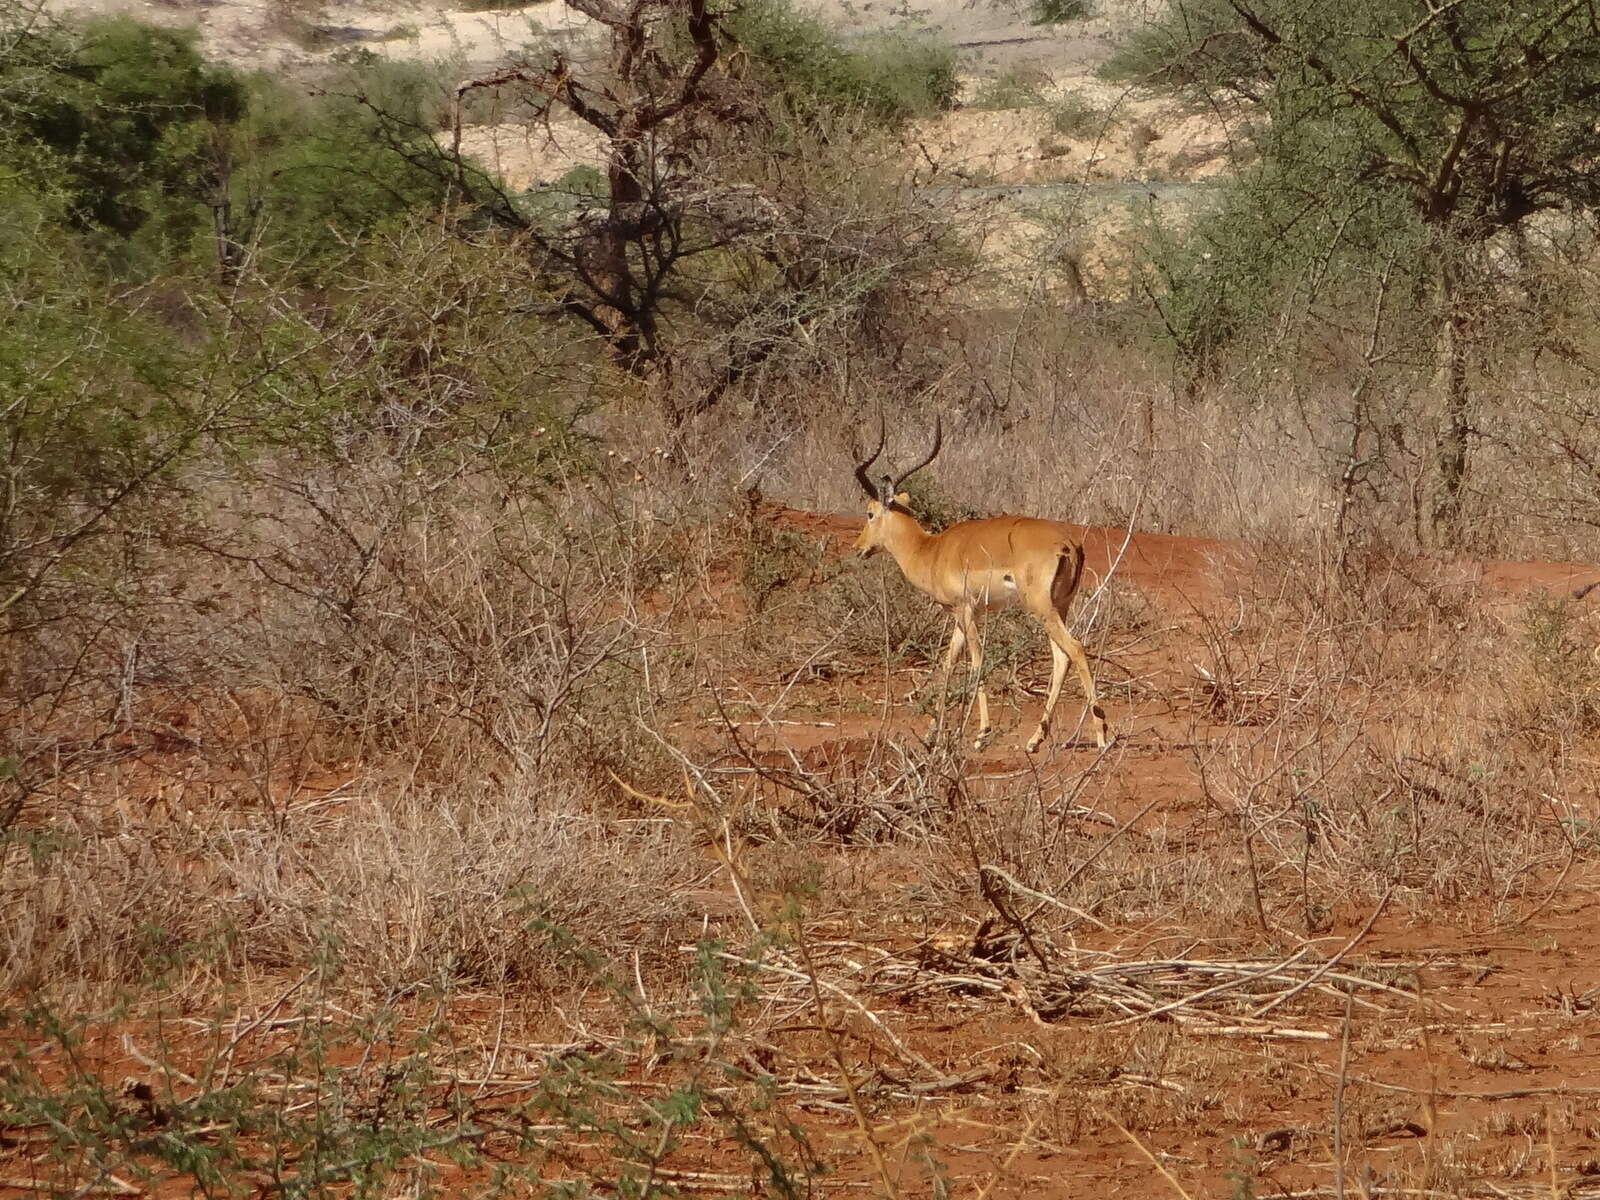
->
[[970, 69, 1045, 111], [899, 473, 982, 534], [454, 0, 550, 11], [0, 171, 210, 621], [0, 16, 246, 267], [1031, 0, 1089, 24], [1133, 167, 1430, 371], [1112, 0, 1600, 240], [1111, 0, 1600, 363], [1101, 0, 1256, 92], [554, 162, 606, 199], [1, 990, 477, 1198], [1, 925, 834, 1196], [232, 61, 458, 271], [729, 0, 958, 123], [1112, 0, 1600, 544], [240, 221, 593, 478], [0, 15, 456, 277], [1047, 91, 1109, 138]]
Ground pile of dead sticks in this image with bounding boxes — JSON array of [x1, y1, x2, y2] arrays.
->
[[695, 932, 1438, 1052]]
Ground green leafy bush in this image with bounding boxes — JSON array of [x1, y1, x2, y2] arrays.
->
[[970, 69, 1045, 110], [1048, 91, 1109, 137], [0, 171, 217, 625], [729, 0, 958, 123], [233, 62, 458, 271], [1032, 0, 1089, 24], [0, 16, 457, 277], [0, 17, 246, 268], [1100, 0, 1257, 91]]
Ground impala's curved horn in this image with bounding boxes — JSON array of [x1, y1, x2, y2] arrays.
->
[[853, 413, 887, 500], [890, 417, 942, 499]]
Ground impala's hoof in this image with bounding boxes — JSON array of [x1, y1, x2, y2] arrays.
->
[[1026, 732, 1045, 754], [973, 729, 995, 751]]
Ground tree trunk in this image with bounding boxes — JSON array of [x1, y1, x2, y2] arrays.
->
[[1333, 381, 1368, 569], [1421, 256, 1471, 550], [206, 126, 241, 287], [592, 138, 646, 371]]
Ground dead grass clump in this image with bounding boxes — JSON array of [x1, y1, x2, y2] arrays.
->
[[686, 715, 961, 848], [196, 465, 718, 788], [1, 771, 701, 998], [1181, 554, 1592, 926], [220, 777, 702, 990], [1, 463, 733, 999], [745, 527, 949, 667], [1505, 590, 1600, 747]]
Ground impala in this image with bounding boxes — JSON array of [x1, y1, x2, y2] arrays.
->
[[852, 419, 1112, 752]]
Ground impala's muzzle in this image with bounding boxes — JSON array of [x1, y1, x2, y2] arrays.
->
[[853, 515, 878, 558]]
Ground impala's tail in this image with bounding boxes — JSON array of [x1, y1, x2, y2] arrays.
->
[[1575, 580, 1600, 601], [1049, 540, 1087, 614]]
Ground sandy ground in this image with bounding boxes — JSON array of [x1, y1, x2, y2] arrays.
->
[[41, 0, 1166, 74], [38, 0, 1214, 186], [41, 0, 596, 72]]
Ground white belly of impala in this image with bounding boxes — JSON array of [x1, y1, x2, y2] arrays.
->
[[971, 573, 1021, 611]]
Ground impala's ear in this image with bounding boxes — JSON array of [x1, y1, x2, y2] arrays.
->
[[894, 491, 911, 506], [878, 474, 894, 503]]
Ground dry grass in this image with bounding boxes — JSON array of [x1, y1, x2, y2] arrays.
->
[[1, 770, 701, 997]]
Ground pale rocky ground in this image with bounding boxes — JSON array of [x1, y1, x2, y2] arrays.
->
[[456, 74, 1240, 193], [41, 0, 1168, 75]]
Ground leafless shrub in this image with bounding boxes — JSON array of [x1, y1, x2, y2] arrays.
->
[[1, 767, 700, 998], [1188, 556, 1580, 930]]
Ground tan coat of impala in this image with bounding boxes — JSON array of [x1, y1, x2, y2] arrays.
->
[[852, 419, 1112, 752]]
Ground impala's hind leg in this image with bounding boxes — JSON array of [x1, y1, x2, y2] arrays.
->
[[1028, 547, 1111, 752], [1028, 633, 1072, 754], [1032, 613, 1111, 750]]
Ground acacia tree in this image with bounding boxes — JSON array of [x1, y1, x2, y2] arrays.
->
[[350, 0, 964, 426], [1125, 0, 1600, 547], [441, 0, 772, 416]]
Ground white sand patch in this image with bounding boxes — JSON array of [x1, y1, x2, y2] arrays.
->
[[452, 117, 606, 189]]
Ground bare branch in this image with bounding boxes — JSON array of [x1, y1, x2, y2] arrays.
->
[[635, 0, 719, 129]]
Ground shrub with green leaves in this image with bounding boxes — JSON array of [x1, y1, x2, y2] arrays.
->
[[970, 69, 1045, 111], [1031, 0, 1089, 24], [232, 61, 459, 271], [0, 171, 207, 625], [728, 0, 958, 123], [0, 15, 458, 278], [0, 16, 246, 269]]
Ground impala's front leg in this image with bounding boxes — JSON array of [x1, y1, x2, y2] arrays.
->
[[932, 619, 966, 737]]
